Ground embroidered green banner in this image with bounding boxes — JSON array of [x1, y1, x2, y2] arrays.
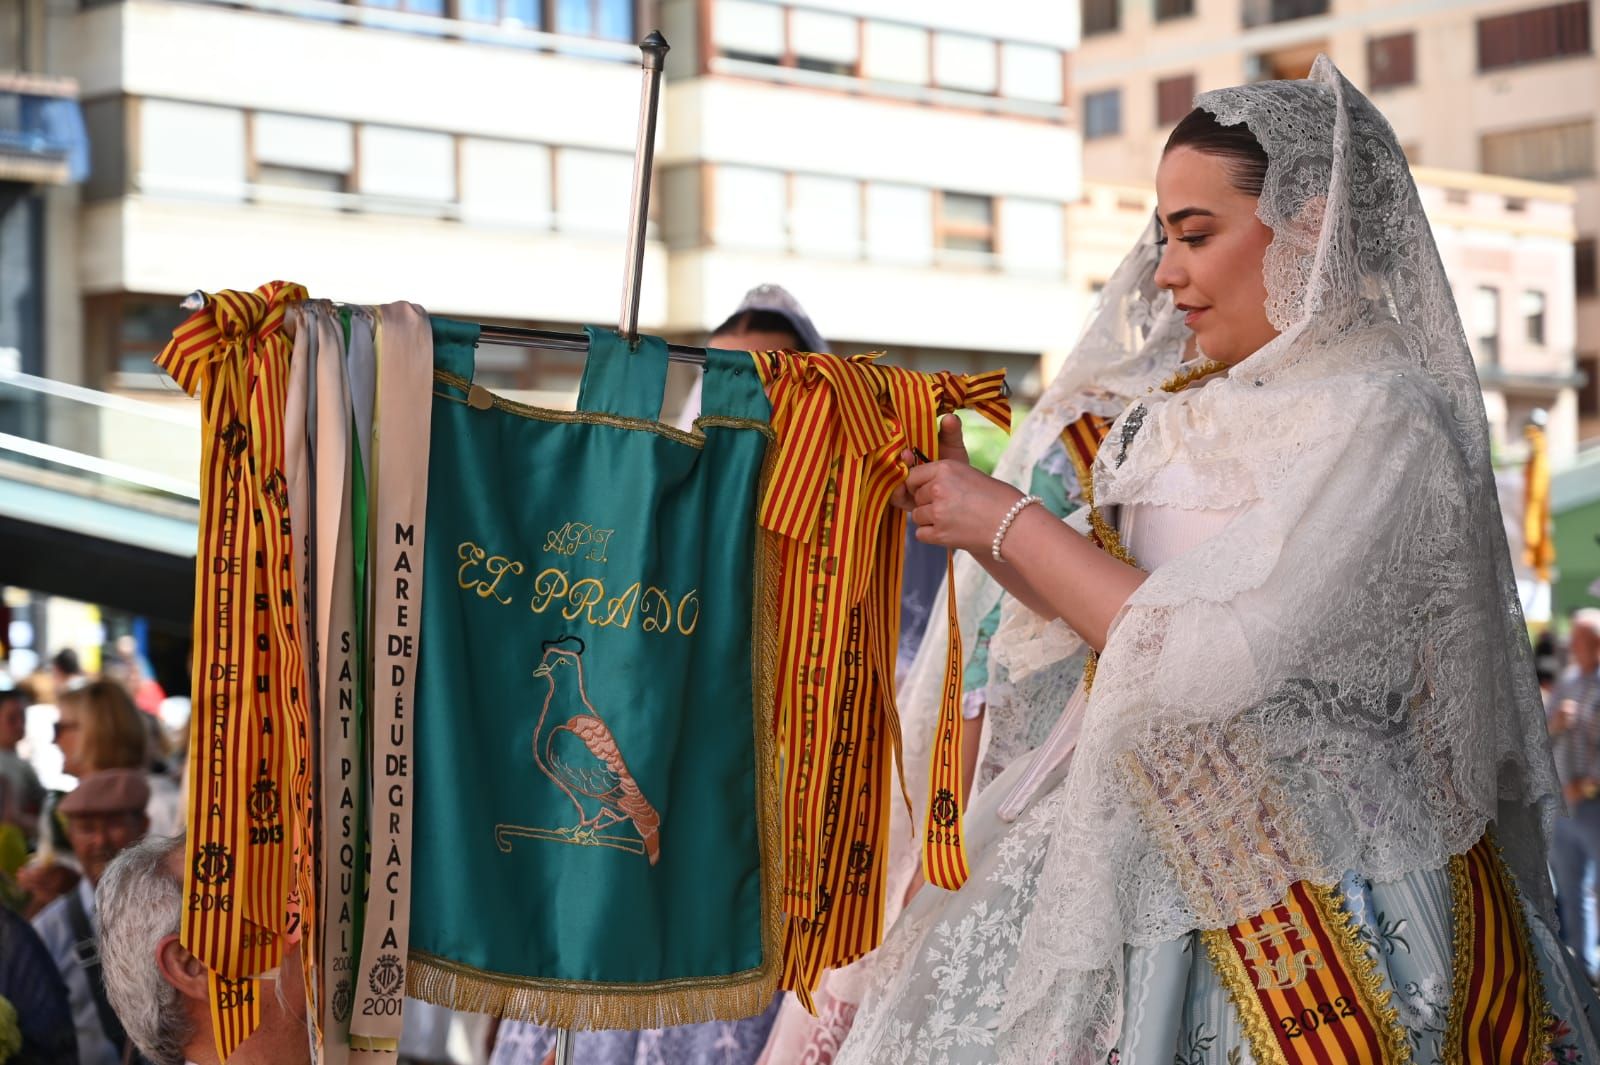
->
[[408, 321, 781, 1028]]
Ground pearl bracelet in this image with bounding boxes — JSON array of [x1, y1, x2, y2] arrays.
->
[[991, 494, 1042, 562]]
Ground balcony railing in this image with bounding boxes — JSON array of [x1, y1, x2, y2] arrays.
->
[[703, 0, 1070, 120], [0, 75, 89, 185], [0, 369, 199, 502], [157, 0, 642, 61]]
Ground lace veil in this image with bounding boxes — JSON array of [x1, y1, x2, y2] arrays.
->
[[980, 56, 1562, 1062]]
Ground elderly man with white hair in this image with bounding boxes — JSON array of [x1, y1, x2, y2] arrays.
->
[[96, 833, 311, 1065], [1550, 607, 1600, 972]]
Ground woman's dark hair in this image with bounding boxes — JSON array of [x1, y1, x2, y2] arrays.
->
[[710, 309, 801, 346], [1164, 108, 1269, 199]]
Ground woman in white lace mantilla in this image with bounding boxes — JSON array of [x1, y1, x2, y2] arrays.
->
[[815, 58, 1600, 1065]]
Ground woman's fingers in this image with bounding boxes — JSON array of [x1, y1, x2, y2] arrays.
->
[[904, 461, 941, 493], [937, 414, 970, 465]]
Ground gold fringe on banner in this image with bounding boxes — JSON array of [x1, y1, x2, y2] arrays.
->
[[407, 948, 778, 1032]]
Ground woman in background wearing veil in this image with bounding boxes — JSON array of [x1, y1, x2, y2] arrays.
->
[[822, 58, 1600, 1065]]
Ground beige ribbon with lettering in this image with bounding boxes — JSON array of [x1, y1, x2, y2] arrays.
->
[[349, 303, 432, 1052], [283, 306, 323, 1050], [303, 305, 362, 1064]]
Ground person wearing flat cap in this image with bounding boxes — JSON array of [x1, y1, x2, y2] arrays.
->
[[32, 768, 151, 1065]]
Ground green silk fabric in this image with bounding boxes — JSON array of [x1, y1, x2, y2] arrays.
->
[[410, 321, 775, 996]]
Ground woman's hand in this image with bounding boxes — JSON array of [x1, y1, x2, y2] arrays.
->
[[891, 415, 1022, 556]]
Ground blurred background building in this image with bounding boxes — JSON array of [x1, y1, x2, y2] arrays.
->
[[0, 0, 1595, 695]]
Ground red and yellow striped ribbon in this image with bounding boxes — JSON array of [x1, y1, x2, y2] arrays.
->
[[753, 351, 1008, 1006], [157, 282, 312, 1061]]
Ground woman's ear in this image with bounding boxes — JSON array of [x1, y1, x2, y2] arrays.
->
[[155, 932, 210, 1002]]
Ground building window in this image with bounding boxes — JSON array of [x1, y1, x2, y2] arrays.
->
[[1156, 74, 1197, 127], [138, 99, 246, 200], [362, 0, 445, 14], [1001, 43, 1063, 103], [1478, 0, 1591, 70], [1242, 0, 1329, 28], [791, 10, 858, 75], [712, 165, 787, 249], [999, 198, 1065, 274], [1577, 237, 1597, 297], [865, 184, 933, 265], [936, 192, 996, 256], [1083, 0, 1120, 37], [861, 22, 929, 84], [790, 174, 861, 257], [1580, 353, 1600, 416], [714, 0, 784, 64], [556, 148, 633, 234], [1473, 286, 1501, 365], [1481, 120, 1595, 181], [1250, 42, 1325, 80], [86, 294, 193, 381], [1368, 32, 1416, 89], [252, 113, 353, 195], [458, 0, 540, 26], [554, 0, 632, 41], [1156, 0, 1195, 20], [460, 138, 552, 227], [1084, 88, 1122, 139], [357, 126, 455, 208], [934, 33, 999, 94], [1523, 290, 1548, 345]]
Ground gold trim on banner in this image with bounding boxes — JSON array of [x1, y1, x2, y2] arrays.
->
[[405, 385, 784, 1029], [750, 452, 786, 1010], [1303, 882, 1412, 1065], [408, 948, 776, 1031], [1200, 927, 1290, 1065], [1442, 848, 1473, 1064], [1443, 835, 1553, 1065], [1498, 840, 1554, 1065], [432, 370, 777, 447]]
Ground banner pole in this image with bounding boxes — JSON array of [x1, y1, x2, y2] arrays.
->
[[617, 30, 670, 345]]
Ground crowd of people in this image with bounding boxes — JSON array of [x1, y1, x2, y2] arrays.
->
[[8, 58, 1600, 1065], [0, 643, 185, 1064]]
